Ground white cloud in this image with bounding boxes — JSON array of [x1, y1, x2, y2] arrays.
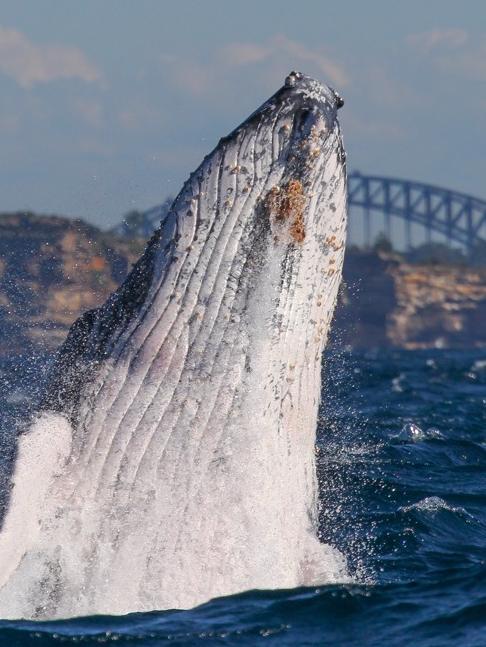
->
[[364, 66, 421, 108], [117, 104, 161, 130], [77, 137, 112, 156], [0, 26, 101, 88], [221, 35, 348, 88], [173, 59, 212, 95], [272, 35, 349, 87], [74, 99, 103, 127], [223, 42, 271, 66], [343, 112, 406, 140], [436, 45, 486, 81], [118, 110, 139, 130], [407, 29, 486, 81], [407, 28, 468, 53], [161, 34, 349, 106]]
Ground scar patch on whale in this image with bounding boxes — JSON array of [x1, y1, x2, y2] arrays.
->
[[265, 179, 306, 243]]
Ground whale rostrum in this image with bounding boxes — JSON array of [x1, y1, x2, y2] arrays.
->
[[0, 72, 348, 618]]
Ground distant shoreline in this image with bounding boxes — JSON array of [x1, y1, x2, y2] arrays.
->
[[1, 211, 485, 356]]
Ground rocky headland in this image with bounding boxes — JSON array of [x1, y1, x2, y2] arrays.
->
[[0, 212, 485, 357], [334, 248, 486, 349], [0, 213, 144, 357]]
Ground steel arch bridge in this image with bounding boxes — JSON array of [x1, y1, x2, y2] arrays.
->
[[113, 173, 486, 255], [348, 171, 486, 254]]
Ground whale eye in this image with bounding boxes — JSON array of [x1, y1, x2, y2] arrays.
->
[[285, 70, 303, 87], [296, 109, 311, 132], [333, 89, 344, 109]]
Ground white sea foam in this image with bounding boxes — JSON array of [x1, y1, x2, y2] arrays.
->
[[0, 413, 72, 614], [400, 496, 468, 516], [396, 423, 444, 442]]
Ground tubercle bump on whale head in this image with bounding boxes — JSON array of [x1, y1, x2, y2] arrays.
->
[[222, 72, 344, 146], [282, 71, 344, 111]]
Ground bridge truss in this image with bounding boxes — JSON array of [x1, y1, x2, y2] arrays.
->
[[348, 172, 486, 253], [113, 173, 486, 255]]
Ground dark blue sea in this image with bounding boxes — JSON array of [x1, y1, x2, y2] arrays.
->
[[0, 349, 485, 646]]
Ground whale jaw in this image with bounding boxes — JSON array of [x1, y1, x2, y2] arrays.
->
[[0, 73, 348, 618]]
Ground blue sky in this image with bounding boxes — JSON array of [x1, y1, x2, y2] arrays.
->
[[0, 1, 485, 227]]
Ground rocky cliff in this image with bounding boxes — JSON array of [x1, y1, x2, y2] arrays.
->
[[0, 213, 144, 356], [1, 213, 485, 356], [334, 249, 486, 349]]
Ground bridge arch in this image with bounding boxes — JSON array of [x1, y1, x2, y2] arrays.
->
[[348, 172, 486, 254], [113, 173, 486, 256]]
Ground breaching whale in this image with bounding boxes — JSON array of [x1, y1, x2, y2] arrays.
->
[[0, 72, 348, 619]]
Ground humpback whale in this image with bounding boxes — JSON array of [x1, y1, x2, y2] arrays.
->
[[0, 72, 348, 619]]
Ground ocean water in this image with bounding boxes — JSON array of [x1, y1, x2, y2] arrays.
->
[[0, 348, 484, 646]]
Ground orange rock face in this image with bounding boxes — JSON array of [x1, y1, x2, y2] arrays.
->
[[333, 249, 486, 349], [0, 213, 144, 355], [1, 214, 485, 354]]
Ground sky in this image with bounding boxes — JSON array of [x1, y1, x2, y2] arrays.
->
[[0, 0, 485, 228]]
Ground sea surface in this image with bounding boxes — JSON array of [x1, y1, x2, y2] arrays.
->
[[0, 348, 485, 646]]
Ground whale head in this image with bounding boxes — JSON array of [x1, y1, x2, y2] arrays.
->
[[44, 71, 347, 423]]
